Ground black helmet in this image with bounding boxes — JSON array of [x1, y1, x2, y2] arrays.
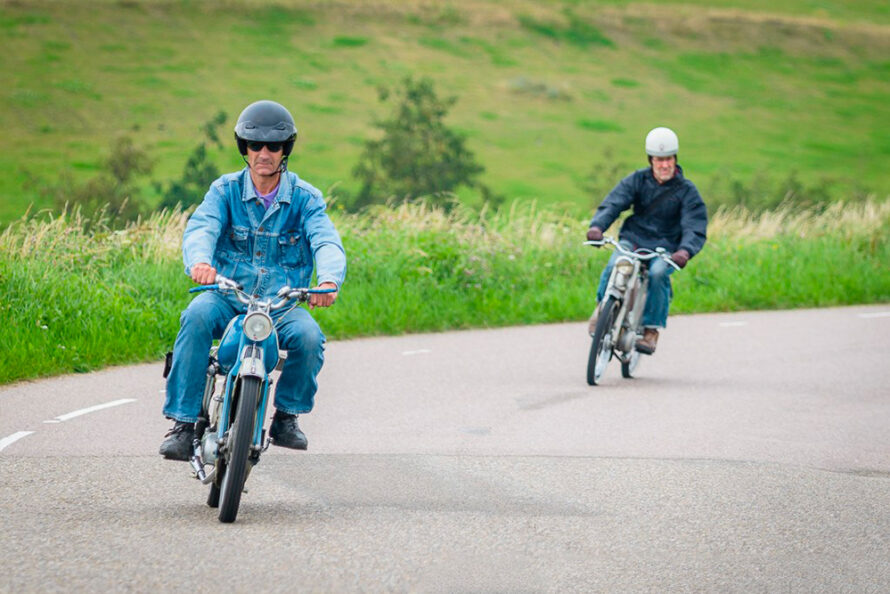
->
[[234, 100, 297, 156]]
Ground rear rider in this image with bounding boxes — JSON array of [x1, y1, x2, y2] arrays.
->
[[586, 127, 707, 354]]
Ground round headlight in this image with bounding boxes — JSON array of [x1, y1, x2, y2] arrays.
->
[[615, 258, 634, 275], [243, 312, 273, 342]]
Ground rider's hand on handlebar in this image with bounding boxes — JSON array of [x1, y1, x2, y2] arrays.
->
[[586, 226, 604, 242], [190, 262, 218, 285], [671, 249, 690, 269], [309, 282, 338, 309]]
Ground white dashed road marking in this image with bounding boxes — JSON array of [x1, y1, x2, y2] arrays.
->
[[402, 349, 432, 356], [0, 431, 35, 452], [2, 399, 138, 453], [44, 398, 137, 423], [858, 311, 890, 319]]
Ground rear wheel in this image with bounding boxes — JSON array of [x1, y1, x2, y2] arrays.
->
[[207, 480, 220, 508], [206, 429, 223, 508], [218, 376, 261, 523], [587, 297, 620, 386], [201, 425, 221, 508], [621, 348, 641, 378]]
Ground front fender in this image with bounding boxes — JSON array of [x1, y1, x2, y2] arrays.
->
[[239, 345, 267, 379]]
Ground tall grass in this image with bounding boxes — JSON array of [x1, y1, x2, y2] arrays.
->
[[674, 200, 890, 312], [0, 207, 193, 382], [1, 199, 888, 385]]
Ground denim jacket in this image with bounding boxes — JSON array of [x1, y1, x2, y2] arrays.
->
[[182, 168, 346, 299]]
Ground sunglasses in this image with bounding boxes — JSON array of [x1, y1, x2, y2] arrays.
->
[[246, 140, 284, 152]]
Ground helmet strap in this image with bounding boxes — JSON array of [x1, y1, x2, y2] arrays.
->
[[242, 154, 288, 179]]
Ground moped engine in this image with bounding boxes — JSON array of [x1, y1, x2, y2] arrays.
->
[[201, 432, 218, 465], [616, 326, 637, 353]]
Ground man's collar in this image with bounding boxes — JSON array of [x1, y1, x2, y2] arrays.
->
[[241, 168, 292, 203]]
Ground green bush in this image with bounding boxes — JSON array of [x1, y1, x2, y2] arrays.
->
[[38, 136, 154, 226]]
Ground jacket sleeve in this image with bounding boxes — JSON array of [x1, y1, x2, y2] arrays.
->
[[589, 171, 637, 231], [301, 191, 347, 289], [182, 181, 228, 275], [678, 183, 708, 258]]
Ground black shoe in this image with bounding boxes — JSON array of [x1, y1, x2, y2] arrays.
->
[[159, 421, 195, 460], [269, 412, 307, 450]]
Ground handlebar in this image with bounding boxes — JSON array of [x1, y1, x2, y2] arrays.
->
[[188, 274, 337, 309], [584, 236, 681, 271]]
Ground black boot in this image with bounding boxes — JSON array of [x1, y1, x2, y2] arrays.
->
[[269, 411, 308, 450], [159, 421, 195, 460]]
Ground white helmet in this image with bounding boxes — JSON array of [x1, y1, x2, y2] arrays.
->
[[645, 127, 679, 157]]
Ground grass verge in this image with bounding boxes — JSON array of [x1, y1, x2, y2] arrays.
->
[[1, 200, 887, 385]]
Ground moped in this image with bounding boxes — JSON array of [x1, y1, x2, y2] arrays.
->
[[184, 275, 334, 523], [584, 236, 680, 386]]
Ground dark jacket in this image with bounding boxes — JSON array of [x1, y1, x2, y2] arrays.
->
[[589, 164, 708, 257]]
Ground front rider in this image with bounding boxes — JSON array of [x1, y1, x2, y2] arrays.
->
[[586, 127, 707, 354], [159, 100, 346, 460]]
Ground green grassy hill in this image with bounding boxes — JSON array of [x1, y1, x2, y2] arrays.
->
[[2, 0, 889, 221]]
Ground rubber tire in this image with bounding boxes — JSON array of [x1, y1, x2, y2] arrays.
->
[[587, 297, 620, 386], [207, 481, 220, 508], [621, 349, 641, 378], [218, 376, 260, 523], [205, 427, 221, 508], [207, 432, 223, 508]]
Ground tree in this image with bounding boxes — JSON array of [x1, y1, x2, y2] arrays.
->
[[42, 136, 155, 225], [157, 111, 227, 211], [352, 76, 488, 209]]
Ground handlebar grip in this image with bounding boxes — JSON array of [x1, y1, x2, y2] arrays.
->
[[188, 277, 243, 293], [188, 284, 219, 293], [307, 287, 337, 294]]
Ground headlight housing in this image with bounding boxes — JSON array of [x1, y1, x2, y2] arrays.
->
[[615, 258, 634, 276], [243, 312, 273, 342]]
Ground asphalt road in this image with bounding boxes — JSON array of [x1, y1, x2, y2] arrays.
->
[[2, 305, 889, 593]]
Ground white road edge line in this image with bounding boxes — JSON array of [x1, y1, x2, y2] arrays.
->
[[402, 349, 432, 356], [858, 312, 890, 319], [0, 431, 35, 452], [48, 398, 137, 423]]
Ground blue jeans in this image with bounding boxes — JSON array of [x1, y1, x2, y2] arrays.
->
[[595, 244, 674, 328], [163, 291, 325, 423]]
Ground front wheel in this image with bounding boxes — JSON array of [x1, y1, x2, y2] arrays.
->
[[218, 376, 261, 523], [587, 297, 620, 386]]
